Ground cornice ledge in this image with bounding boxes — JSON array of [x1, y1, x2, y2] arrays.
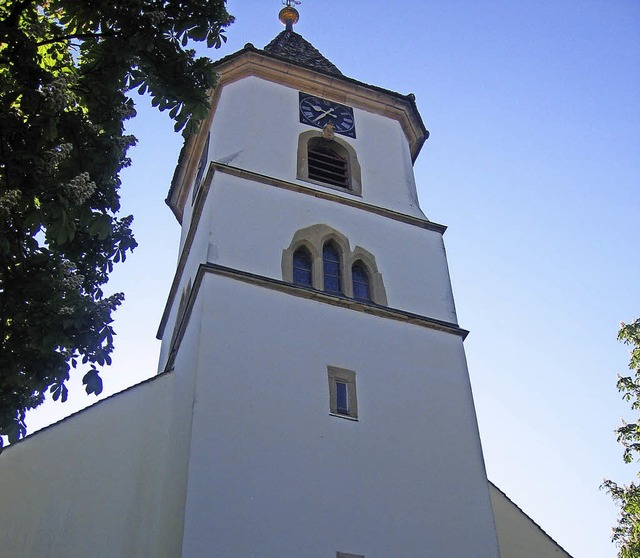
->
[[199, 262, 469, 340], [211, 162, 447, 234]]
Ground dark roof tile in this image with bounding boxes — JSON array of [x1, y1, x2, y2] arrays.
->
[[263, 30, 342, 76]]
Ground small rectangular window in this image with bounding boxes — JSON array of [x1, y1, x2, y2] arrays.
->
[[328, 366, 358, 420], [336, 381, 349, 414], [337, 552, 364, 558]]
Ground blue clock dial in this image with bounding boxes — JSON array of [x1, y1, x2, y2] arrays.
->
[[299, 93, 356, 138]]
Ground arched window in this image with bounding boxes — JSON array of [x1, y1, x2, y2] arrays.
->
[[323, 242, 341, 294], [297, 132, 362, 195], [352, 262, 371, 302], [283, 224, 386, 304], [292, 247, 312, 287], [308, 137, 349, 189]]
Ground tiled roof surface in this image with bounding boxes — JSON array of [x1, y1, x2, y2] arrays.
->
[[263, 30, 343, 76]]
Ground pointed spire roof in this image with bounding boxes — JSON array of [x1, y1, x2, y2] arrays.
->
[[263, 30, 342, 76]]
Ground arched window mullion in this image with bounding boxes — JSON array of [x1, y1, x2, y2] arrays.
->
[[322, 242, 342, 294]]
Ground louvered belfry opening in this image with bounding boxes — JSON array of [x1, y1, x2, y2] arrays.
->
[[308, 138, 349, 188]]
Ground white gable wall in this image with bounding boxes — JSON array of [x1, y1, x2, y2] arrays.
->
[[0, 374, 177, 558], [490, 483, 573, 558]]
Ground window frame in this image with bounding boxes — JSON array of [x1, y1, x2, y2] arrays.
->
[[328, 366, 358, 420], [192, 132, 210, 203], [292, 246, 313, 287], [282, 224, 388, 306], [351, 261, 371, 302], [307, 137, 350, 189], [297, 131, 362, 196]]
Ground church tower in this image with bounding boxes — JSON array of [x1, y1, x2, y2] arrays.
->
[[158, 6, 501, 557]]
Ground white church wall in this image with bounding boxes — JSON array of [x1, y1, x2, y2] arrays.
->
[[179, 272, 499, 557], [157, 183, 215, 372], [203, 171, 458, 323], [0, 374, 177, 558], [207, 76, 427, 219], [156, 293, 209, 554], [490, 483, 573, 558]]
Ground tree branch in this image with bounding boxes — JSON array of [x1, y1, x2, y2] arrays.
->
[[36, 31, 117, 47]]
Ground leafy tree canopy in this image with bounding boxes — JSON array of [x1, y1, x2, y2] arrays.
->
[[603, 319, 640, 557], [0, 0, 233, 447]]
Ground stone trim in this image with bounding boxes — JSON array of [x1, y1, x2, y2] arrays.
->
[[351, 245, 388, 306], [211, 162, 446, 233], [282, 224, 387, 304], [167, 85, 224, 223], [328, 366, 358, 420], [162, 262, 468, 373]]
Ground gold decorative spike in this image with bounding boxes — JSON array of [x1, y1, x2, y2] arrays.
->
[[279, 0, 300, 30]]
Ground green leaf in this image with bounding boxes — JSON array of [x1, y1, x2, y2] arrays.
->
[[82, 369, 103, 396], [51, 382, 68, 403], [0, 0, 232, 444]]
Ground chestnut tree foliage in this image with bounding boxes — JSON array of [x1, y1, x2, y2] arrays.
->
[[603, 319, 640, 557], [0, 0, 233, 446]]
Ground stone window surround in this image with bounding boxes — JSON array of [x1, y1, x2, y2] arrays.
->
[[281, 224, 387, 305], [192, 133, 210, 204], [328, 366, 358, 421], [297, 130, 362, 196]]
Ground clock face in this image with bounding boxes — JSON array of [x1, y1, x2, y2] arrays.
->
[[299, 92, 356, 138]]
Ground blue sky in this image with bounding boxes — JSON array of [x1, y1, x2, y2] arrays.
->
[[25, 1, 639, 556]]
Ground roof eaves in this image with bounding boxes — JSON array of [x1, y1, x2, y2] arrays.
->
[[214, 45, 429, 149], [168, 43, 430, 215]]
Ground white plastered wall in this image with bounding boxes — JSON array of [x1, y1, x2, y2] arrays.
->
[[179, 273, 500, 558], [161, 72, 445, 371], [159, 170, 457, 373], [0, 374, 178, 558], [208, 173, 454, 320], [196, 76, 426, 221]]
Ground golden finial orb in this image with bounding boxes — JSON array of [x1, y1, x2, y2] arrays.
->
[[279, 0, 300, 30]]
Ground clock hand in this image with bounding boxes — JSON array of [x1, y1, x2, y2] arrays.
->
[[312, 108, 336, 122]]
